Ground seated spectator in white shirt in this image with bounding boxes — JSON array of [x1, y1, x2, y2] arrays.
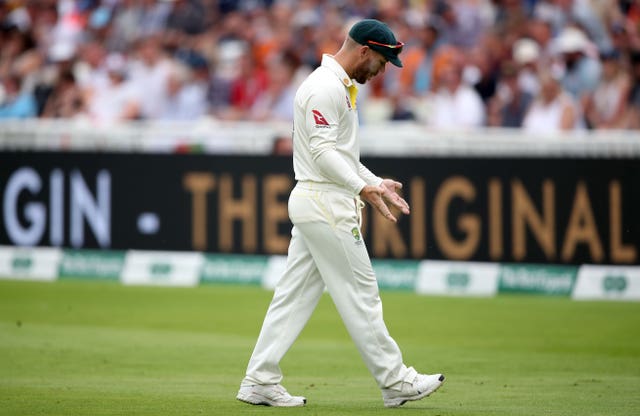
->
[[85, 53, 141, 124], [75, 41, 110, 105], [420, 47, 485, 129], [522, 68, 581, 133], [128, 35, 174, 119], [160, 61, 208, 121]]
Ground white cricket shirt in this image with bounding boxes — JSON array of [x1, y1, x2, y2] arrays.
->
[[292, 54, 382, 196]]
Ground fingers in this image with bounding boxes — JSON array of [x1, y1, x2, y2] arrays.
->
[[375, 197, 397, 223], [396, 196, 411, 215], [361, 185, 397, 223], [370, 187, 397, 223], [381, 186, 410, 214], [386, 192, 410, 214], [360, 185, 403, 223], [382, 179, 403, 191], [399, 197, 410, 214]]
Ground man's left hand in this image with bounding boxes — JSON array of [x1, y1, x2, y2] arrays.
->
[[380, 179, 410, 215]]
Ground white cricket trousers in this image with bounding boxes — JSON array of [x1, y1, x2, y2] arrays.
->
[[242, 181, 417, 390]]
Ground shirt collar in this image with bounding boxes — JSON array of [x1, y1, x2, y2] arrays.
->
[[321, 54, 354, 88]]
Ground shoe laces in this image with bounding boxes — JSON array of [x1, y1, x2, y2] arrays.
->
[[272, 384, 291, 398]]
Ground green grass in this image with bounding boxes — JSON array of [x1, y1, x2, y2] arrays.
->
[[0, 279, 639, 416]]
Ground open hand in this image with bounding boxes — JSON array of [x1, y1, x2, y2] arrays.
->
[[380, 179, 410, 215], [359, 185, 397, 223]]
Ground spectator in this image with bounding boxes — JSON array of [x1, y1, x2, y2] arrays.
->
[[0, 23, 35, 80], [40, 33, 79, 113], [219, 44, 269, 120], [589, 0, 625, 33], [522, 68, 581, 133], [75, 40, 109, 105], [419, 47, 485, 128], [488, 60, 534, 127], [163, 0, 208, 50], [0, 73, 37, 118], [493, 0, 529, 37], [160, 60, 208, 121], [165, 0, 206, 36], [584, 49, 631, 129], [290, 7, 323, 69], [107, 0, 172, 52], [526, 16, 555, 61], [533, 0, 613, 52], [0, 0, 639, 130], [397, 16, 442, 97], [609, 21, 633, 57], [128, 35, 174, 119], [465, 42, 499, 104], [85, 53, 141, 124], [513, 37, 543, 96], [554, 26, 602, 107], [41, 69, 84, 119], [432, 0, 491, 49], [248, 50, 299, 122], [11, 47, 43, 106], [626, 51, 640, 128]]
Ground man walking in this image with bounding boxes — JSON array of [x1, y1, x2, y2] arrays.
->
[[237, 19, 445, 408]]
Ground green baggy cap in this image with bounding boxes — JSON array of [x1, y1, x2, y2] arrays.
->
[[348, 19, 404, 68]]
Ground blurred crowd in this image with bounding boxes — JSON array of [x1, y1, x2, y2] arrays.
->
[[2, 0, 640, 132]]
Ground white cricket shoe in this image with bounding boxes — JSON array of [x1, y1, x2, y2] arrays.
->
[[236, 383, 306, 407], [381, 373, 445, 407]]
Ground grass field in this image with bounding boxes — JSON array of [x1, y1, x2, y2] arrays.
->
[[0, 279, 639, 416]]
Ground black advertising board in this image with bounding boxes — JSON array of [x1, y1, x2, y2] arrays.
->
[[1, 152, 638, 265]]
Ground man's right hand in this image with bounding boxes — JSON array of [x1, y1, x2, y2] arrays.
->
[[359, 185, 397, 223]]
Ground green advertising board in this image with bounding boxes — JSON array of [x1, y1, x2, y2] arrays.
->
[[11, 253, 34, 274], [498, 264, 578, 296], [200, 254, 268, 285], [58, 249, 125, 281], [372, 259, 420, 291]]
